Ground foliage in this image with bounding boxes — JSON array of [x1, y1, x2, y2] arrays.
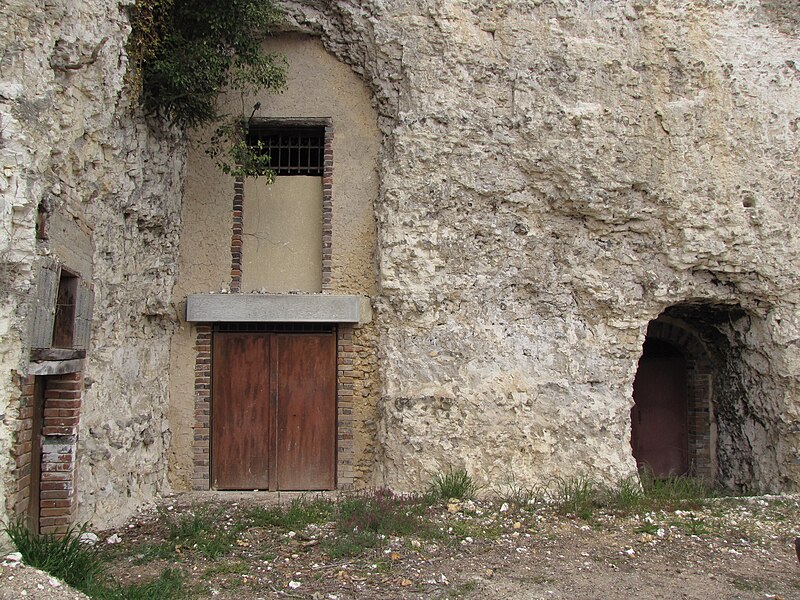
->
[[207, 124, 277, 180], [492, 472, 543, 509], [126, 0, 287, 177], [551, 473, 717, 520], [90, 569, 186, 600], [429, 467, 480, 501], [326, 489, 433, 558], [552, 476, 605, 520], [3, 519, 186, 599], [244, 496, 334, 530], [3, 520, 106, 592], [162, 504, 235, 559]]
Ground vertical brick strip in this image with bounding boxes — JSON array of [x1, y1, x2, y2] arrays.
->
[[231, 177, 244, 292], [8, 373, 35, 521], [193, 324, 212, 490], [321, 122, 334, 291], [337, 325, 355, 489]]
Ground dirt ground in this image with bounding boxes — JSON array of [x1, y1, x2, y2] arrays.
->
[[3, 492, 800, 599]]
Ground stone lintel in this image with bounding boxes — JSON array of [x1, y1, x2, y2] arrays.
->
[[26, 359, 84, 376], [186, 294, 370, 324]]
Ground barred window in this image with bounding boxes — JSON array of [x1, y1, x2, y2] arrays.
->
[[246, 124, 325, 176]]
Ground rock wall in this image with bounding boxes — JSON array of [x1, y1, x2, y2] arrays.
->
[[280, 0, 800, 492], [2, 0, 799, 534], [1, 0, 185, 529]]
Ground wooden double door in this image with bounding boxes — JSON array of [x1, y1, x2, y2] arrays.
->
[[211, 330, 336, 490]]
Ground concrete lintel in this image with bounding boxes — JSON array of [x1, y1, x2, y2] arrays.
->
[[186, 294, 369, 324], [26, 359, 84, 376]]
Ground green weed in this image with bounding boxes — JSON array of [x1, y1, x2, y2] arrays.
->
[[430, 468, 480, 500], [162, 505, 234, 559], [3, 520, 106, 592], [90, 568, 186, 600], [203, 560, 249, 579], [639, 471, 714, 510], [3, 519, 186, 599], [493, 473, 542, 510], [325, 489, 433, 558], [552, 476, 605, 519], [243, 496, 333, 530]]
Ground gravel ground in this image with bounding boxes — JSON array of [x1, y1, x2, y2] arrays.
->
[[3, 492, 799, 599]]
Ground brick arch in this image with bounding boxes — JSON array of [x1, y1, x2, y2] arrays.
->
[[639, 317, 715, 480]]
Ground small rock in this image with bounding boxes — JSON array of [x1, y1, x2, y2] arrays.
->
[[80, 532, 99, 545], [105, 534, 122, 544], [500, 502, 510, 512], [2, 552, 22, 567], [288, 580, 301, 589]]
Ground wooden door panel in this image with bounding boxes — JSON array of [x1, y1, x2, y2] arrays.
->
[[632, 356, 688, 477], [275, 334, 336, 490], [212, 333, 271, 490]]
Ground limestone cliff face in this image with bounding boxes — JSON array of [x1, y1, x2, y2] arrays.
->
[[1, 0, 799, 532], [280, 0, 800, 491], [1, 0, 185, 528]]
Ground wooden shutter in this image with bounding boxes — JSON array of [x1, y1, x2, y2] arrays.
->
[[29, 260, 59, 349], [73, 281, 94, 351]]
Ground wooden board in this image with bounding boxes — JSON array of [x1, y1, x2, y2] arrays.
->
[[275, 334, 337, 490], [632, 356, 689, 477], [211, 333, 271, 490]]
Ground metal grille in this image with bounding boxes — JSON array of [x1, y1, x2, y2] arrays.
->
[[216, 322, 335, 333], [246, 125, 325, 176]]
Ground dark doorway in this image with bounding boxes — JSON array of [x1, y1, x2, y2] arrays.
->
[[211, 330, 337, 490], [631, 339, 689, 477]]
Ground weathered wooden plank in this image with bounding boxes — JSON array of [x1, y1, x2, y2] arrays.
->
[[73, 282, 94, 351], [29, 261, 59, 349]]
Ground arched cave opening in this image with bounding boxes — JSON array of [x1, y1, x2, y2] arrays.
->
[[632, 302, 773, 492]]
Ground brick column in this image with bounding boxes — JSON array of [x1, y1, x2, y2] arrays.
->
[[7, 374, 35, 520], [192, 324, 212, 490], [231, 178, 244, 292], [39, 371, 83, 535], [321, 122, 333, 291], [337, 325, 355, 489]]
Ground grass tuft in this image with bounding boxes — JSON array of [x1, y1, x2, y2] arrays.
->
[[3, 519, 186, 599], [429, 467, 480, 501], [162, 505, 234, 559], [552, 476, 605, 520], [3, 520, 107, 591]]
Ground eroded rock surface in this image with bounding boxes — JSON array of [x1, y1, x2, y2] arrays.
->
[[280, 0, 800, 491]]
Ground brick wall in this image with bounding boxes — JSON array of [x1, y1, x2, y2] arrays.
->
[[336, 325, 355, 489], [192, 324, 212, 490], [7, 373, 35, 521], [7, 371, 83, 534]]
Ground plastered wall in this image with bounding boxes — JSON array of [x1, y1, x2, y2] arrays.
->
[[168, 34, 381, 490]]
